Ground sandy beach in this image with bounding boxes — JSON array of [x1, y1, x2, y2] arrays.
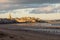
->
[[0, 23, 60, 40], [0, 29, 60, 40]]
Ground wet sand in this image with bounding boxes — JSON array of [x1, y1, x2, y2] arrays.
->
[[0, 29, 60, 40], [0, 23, 60, 40]]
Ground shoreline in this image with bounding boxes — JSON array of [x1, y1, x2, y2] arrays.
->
[[0, 23, 60, 40], [0, 29, 60, 40]]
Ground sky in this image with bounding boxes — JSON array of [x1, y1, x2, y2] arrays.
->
[[0, 0, 60, 20]]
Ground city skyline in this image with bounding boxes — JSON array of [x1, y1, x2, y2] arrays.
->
[[0, 8, 60, 20]]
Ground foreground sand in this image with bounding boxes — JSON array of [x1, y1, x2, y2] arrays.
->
[[0, 23, 60, 40], [0, 29, 60, 40]]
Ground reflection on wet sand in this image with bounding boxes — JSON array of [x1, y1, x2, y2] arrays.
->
[[0, 23, 60, 40]]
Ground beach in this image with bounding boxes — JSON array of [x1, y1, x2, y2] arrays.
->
[[0, 23, 60, 40]]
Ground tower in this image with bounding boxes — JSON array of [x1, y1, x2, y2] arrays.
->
[[9, 13, 12, 20]]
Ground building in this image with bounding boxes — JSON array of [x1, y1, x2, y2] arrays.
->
[[15, 17, 36, 23]]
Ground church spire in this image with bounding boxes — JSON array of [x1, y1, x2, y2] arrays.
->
[[9, 13, 12, 20]]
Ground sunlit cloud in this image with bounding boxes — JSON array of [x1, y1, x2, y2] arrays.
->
[[0, 0, 8, 3], [0, 0, 12, 3], [5, 8, 60, 20]]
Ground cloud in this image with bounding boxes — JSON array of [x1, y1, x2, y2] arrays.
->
[[0, 4, 41, 11], [0, 0, 13, 4], [1, 3, 60, 14], [5, 8, 60, 20], [0, 0, 60, 13], [7, 0, 60, 4], [29, 4, 60, 13], [0, 0, 9, 3]]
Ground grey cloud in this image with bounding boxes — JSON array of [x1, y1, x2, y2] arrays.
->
[[29, 4, 60, 14], [31, 10, 59, 14], [30, 10, 51, 14], [0, 11, 7, 13], [0, 4, 40, 11], [8, 0, 60, 4], [0, 0, 60, 13], [30, 9, 58, 14], [1, 0, 60, 4]]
